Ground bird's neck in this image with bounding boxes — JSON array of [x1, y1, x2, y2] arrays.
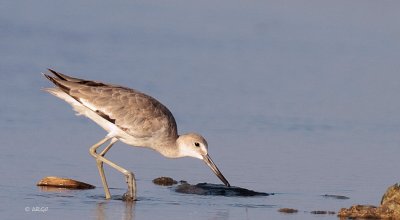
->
[[154, 139, 181, 158]]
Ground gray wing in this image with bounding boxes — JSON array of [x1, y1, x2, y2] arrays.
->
[[74, 86, 178, 139], [44, 70, 178, 140]]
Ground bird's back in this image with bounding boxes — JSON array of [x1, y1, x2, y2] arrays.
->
[[44, 70, 178, 147]]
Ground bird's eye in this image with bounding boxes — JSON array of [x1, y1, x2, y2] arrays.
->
[[194, 142, 200, 147]]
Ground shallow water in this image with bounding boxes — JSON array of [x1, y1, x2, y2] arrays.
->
[[1, 1, 400, 219]]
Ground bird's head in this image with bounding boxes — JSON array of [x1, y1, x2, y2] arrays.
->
[[177, 133, 230, 187], [177, 133, 208, 159]]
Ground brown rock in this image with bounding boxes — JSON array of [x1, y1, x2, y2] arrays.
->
[[278, 208, 298, 213], [37, 176, 95, 189], [381, 183, 400, 205], [381, 184, 400, 219], [338, 183, 400, 219], [152, 177, 178, 186], [338, 205, 380, 218]]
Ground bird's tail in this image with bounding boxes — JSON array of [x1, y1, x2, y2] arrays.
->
[[47, 68, 85, 82]]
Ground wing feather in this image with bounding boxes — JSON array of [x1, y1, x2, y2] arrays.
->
[[45, 72, 178, 141]]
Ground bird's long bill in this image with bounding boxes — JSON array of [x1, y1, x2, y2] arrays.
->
[[202, 154, 230, 187]]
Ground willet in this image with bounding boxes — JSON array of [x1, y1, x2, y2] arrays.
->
[[43, 69, 230, 200]]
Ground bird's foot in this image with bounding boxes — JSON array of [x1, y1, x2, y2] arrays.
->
[[122, 192, 136, 201]]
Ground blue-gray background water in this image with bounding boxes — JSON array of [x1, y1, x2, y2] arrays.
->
[[1, 1, 399, 219]]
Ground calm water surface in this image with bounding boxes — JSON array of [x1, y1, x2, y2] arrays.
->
[[1, 1, 400, 219]]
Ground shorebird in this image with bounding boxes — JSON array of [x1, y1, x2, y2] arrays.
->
[[42, 69, 230, 200]]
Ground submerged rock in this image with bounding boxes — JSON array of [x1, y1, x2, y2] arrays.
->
[[37, 176, 95, 189], [310, 210, 335, 215], [278, 208, 298, 214], [321, 194, 349, 200], [338, 183, 400, 219], [175, 182, 272, 197], [152, 177, 178, 186]]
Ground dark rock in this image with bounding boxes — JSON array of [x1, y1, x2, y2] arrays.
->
[[37, 176, 95, 189], [278, 208, 298, 213], [338, 183, 400, 219], [152, 177, 178, 186], [310, 210, 335, 215], [175, 182, 272, 197], [321, 194, 349, 200]]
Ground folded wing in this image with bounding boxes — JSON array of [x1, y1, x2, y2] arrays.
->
[[44, 69, 178, 141]]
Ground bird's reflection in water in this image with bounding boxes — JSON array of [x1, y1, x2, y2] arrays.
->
[[212, 209, 229, 220], [123, 201, 135, 220], [95, 200, 135, 220]]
